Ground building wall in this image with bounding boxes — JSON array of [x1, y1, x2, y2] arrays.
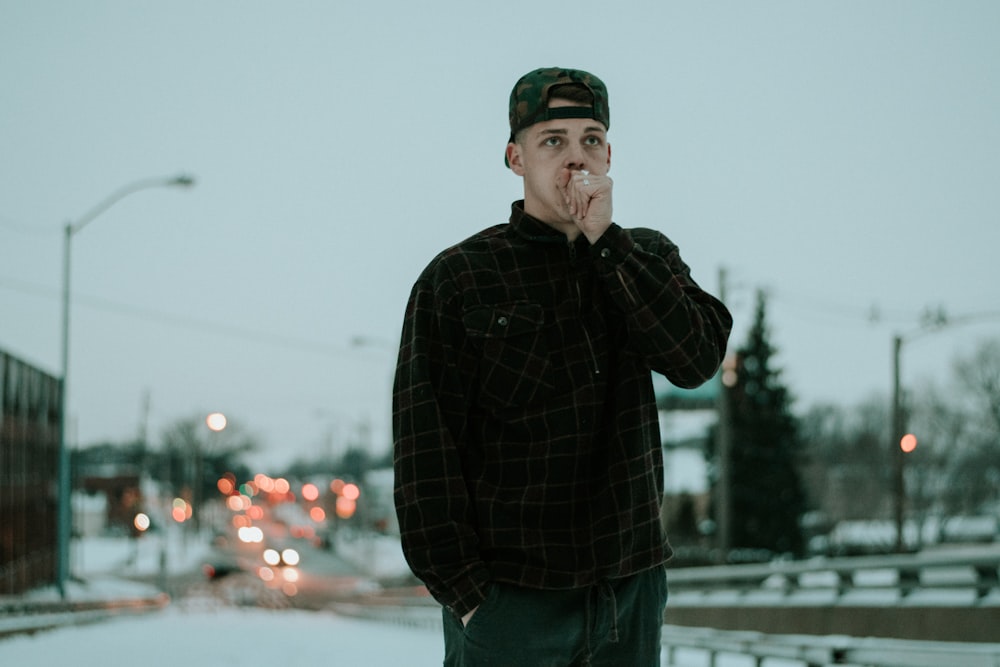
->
[[0, 348, 60, 595]]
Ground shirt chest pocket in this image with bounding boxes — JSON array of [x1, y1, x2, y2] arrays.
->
[[463, 303, 554, 409]]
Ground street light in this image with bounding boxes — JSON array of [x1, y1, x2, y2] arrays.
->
[[56, 173, 195, 597], [889, 308, 1000, 553], [206, 412, 228, 432]]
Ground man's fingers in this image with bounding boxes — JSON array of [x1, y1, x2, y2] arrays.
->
[[570, 171, 598, 219]]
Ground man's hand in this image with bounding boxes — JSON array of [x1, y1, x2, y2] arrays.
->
[[563, 168, 613, 244], [461, 605, 478, 627]]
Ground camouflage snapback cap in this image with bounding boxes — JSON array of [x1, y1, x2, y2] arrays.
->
[[505, 67, 610, 167]]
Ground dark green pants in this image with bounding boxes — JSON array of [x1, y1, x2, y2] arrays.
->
[[442, 566, 667, 666]]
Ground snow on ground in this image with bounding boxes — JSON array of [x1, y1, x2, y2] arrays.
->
[[0, 606, 445, 666], [0, 530, 763, 666], [4, 529, 450, 666], [0, 603, 766, 667]]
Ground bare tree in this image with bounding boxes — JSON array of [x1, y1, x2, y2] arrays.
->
[[800, 396, 893, 525], [160, 414, 259, 530], [945, 339, 1000, 514]]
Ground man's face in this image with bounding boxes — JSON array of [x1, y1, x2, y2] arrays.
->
[[506, 99, 611, 227]]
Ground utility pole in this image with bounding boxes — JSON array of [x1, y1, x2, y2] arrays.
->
[[714, 266, 733, 559], [137, 388, 151, 475], [891, 335, 906, 552]]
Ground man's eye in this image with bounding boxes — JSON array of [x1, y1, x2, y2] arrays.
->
[[584, 136, 602, 146], [544, 137, 562, 147]]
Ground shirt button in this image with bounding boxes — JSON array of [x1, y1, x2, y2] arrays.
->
[[497, 316, 509, 326], [600, 248, 611, 259]]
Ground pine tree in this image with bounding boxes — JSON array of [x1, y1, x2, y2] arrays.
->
[[727, 290, 806, 557]]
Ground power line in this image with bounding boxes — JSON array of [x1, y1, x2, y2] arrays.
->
[[715, 267, 918, 331], [766, 288, 957, 331], [0, 216, 60, 236], [0, 274, 374, 359]]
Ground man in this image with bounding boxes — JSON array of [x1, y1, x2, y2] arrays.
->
[[393, 67, 732, 666]]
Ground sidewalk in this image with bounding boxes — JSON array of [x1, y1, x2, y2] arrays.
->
[[0, 529, 210, 637]]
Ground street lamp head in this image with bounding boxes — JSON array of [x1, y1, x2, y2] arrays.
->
[[171, 174, 196, 188]]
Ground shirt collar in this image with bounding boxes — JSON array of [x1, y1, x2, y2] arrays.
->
[[509, 200, 567, 244]]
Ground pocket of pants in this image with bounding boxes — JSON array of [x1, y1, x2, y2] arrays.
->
[[463, 582, 504, 637]]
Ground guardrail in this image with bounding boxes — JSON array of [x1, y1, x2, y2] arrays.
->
[[663, 544, 1000, 641], [0, 593, 169, 638], [666, 544, 1000, 597], [661, 624, 1000, 667]]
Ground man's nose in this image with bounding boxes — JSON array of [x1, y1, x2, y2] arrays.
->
[[564, 143, 586, 171]]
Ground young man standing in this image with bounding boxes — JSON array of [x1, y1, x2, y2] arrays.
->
[[393, 67, 732, 666]]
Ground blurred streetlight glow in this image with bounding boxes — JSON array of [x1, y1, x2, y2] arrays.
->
[[172, 498, 192, 523], [238, 526, 263, 543], [217, 476, 236, 495], [900, 433, 918, 453], [206, 412, 228, 432], [336, 496, 357, 519]]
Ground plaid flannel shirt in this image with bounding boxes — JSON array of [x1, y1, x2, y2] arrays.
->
[[392, 201, 732, 619]]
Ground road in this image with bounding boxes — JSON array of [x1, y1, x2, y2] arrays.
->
[[154, 520, 425, 612]]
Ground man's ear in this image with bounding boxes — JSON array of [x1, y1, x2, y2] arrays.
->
[[606, 143, 612, 173], [506, 142, 525, 176]]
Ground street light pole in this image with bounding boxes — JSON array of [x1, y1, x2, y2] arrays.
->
[[56, 174, 195, 598]]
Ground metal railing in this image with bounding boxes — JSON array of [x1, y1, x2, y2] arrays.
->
[[661, 624, 1000, 667], [0, 593, 169, 638], [666, 544, 1000, 598], [663, 544, 1000, 643]]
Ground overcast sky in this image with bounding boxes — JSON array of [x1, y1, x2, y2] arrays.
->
[[2, 1, 998, 471]]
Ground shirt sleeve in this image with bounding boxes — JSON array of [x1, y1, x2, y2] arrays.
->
[[590, 224, 733, 388], [392, 272, 492, 619]]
